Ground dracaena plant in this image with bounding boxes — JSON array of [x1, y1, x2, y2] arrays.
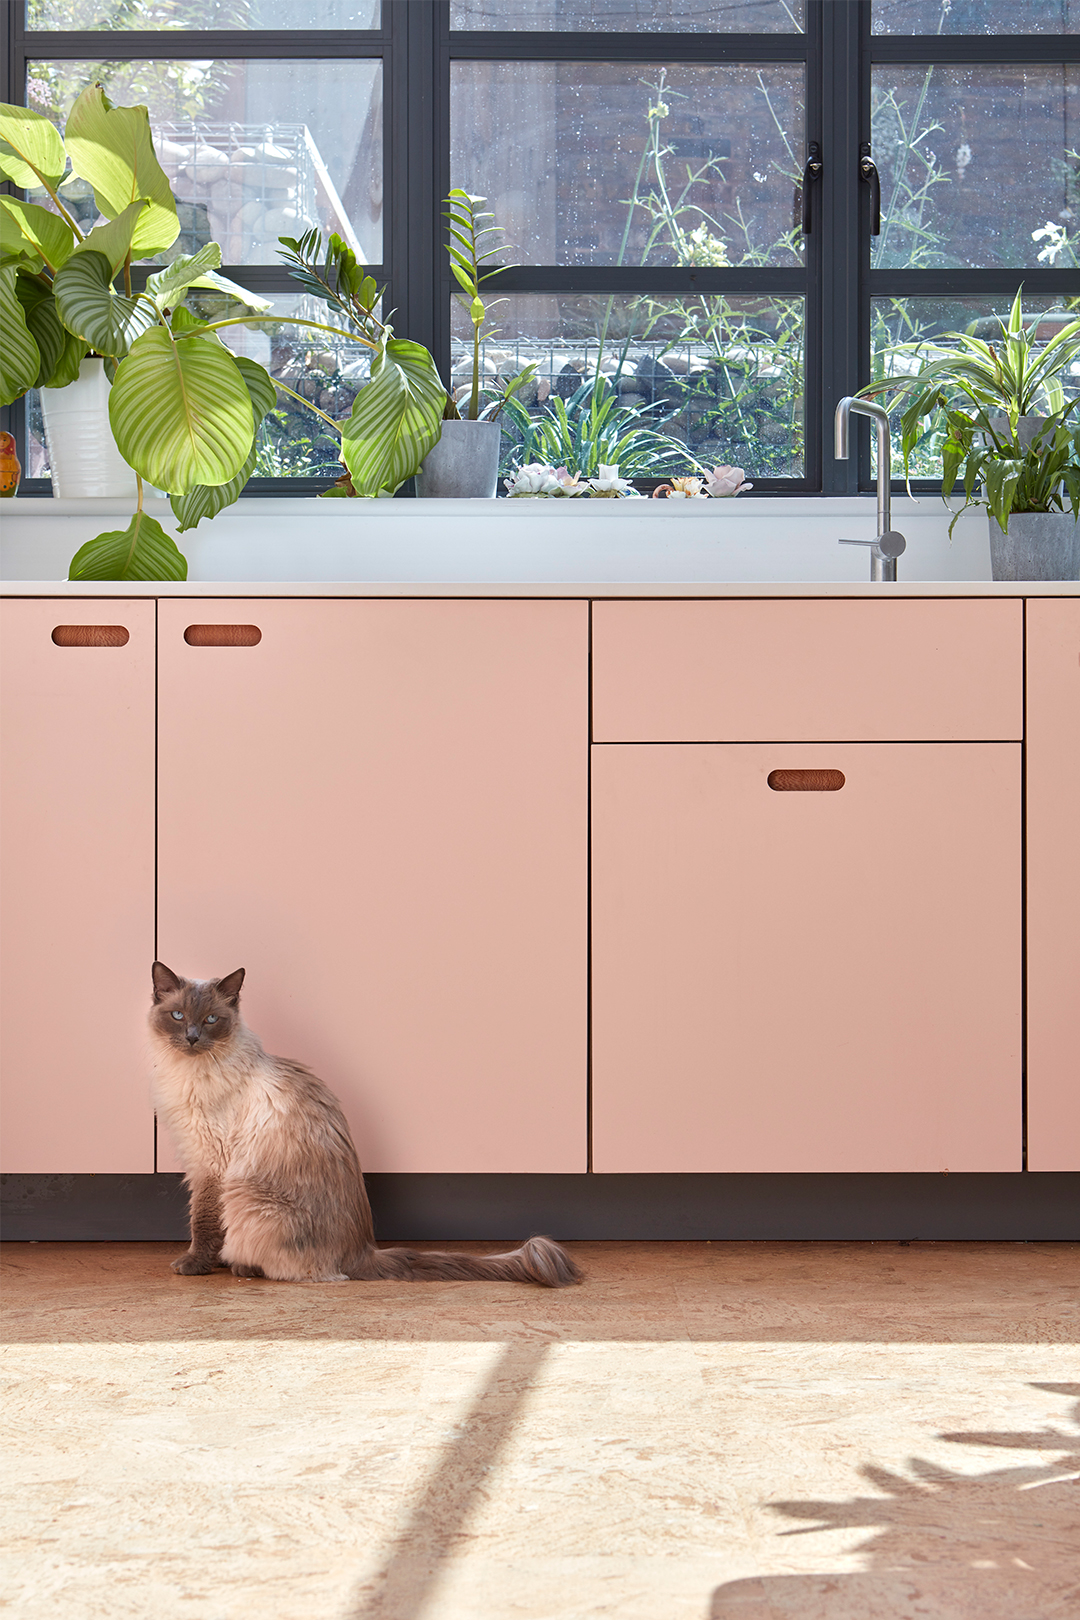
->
[[0, 89, 445, 580], [858, 290, 1080, 535]]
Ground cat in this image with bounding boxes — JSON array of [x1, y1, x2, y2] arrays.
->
[[149, 962, 581, 1288]]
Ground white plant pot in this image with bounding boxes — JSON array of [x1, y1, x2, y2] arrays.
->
[[40, 356, 138, 499]]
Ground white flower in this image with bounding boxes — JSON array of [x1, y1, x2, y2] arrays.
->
[[1032, 220, 1068, 265], [955, 143, 972, 171], [504, 462, 564, 497], [702, 465, 753, 498], [553, 466, 587, 496], [587, 464, 636, 497]]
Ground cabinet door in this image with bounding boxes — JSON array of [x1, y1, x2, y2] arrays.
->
[[157, 600, 587, 1173], [1026, 599, 1080, 1171], [592, 743, 1020, 1172], [0, 601, 156, 1172]]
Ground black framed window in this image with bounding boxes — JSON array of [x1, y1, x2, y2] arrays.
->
[[3, 1, 1078, 497]]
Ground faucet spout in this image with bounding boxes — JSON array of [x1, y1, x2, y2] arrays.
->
[[834, 395, 906, 582]]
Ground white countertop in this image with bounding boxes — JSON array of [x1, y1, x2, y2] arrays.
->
[[2, 495, 1077, 594]]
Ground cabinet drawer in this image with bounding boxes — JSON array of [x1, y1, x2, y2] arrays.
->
[[592, 742, 1021, 1173], [592, 600, 1023, 741]]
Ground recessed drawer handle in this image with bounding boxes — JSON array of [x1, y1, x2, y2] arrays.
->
[[52, 625, 129, 647], [768, 769, 846, 792], [184, 624, 262, 647]]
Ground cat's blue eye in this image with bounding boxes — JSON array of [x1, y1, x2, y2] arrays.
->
[[205, 1015, 218, 1025], [170, 1010, 183, 1021]]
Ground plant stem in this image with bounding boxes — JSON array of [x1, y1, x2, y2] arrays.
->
[[272, 378, 342, 432], [201, 314, 378, 351], [123, 250, 132, 299]]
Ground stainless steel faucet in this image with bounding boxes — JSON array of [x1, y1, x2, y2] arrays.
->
[[834, 396, 907, 582]]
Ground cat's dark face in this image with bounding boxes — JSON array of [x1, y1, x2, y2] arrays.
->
[[151, 962, 245, 1055]]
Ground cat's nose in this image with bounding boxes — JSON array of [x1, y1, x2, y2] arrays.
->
[[186, 1029, 200, 1045]]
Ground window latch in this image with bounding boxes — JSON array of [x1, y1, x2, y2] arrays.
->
[[859, 141, 881, 236], [799, 141, 823, 235]]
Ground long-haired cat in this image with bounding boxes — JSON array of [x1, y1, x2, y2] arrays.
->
[[149, 962, 581, 1288]]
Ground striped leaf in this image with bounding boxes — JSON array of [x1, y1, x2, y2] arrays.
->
[[0, 266, 41, 405], [63, 86, 179, 259], [74, 200, 152, 276], [145, 243, 222, 310], [340, 336, 444, 495], [169, 355, 277, 529], [14, 273, 65, 387], [53, 248, 157, 358], [0, 196, 75, 272], [0, 102, 66, 190], [109, 326, 254, 494], [45, 328, 88, 389], [68, 511, 188, 582]]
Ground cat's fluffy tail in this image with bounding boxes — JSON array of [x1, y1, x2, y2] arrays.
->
[[348, 1235, 581, 1288]]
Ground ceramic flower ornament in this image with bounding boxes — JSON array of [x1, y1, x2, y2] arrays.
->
[[652, 475, 708, 499], [702, 465, 754, 497], [504, 462, 565, 497], [587, 464, 640, 497]]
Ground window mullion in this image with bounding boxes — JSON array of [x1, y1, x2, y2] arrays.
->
[[819, 0, 866, 495]]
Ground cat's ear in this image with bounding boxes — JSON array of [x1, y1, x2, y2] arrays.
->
[[215, 968, 245, 1006], [152, 961, 184, 1002]]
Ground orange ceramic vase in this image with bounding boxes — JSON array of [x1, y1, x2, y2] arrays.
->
[[0, 431, 20, 497]]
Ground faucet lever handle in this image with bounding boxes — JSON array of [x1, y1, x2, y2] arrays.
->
[[838, 530, 906, 558]]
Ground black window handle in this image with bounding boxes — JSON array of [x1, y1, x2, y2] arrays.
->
[[799, 141, 823, 236], [859, 141, 881, 236]]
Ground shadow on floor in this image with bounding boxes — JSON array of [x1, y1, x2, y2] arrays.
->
[[347, 1339, 550, 1619], [710, 1383, 1080, 1620]]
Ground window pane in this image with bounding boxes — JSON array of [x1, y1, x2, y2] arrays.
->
[[451, 0, 803, 31], [451, 63, 803, 267], [873, 0, 1077, 34], [27, 1, 380, 28], [871, 65, 1079, 269], [25, 58, 382, 264], [26, 289, 372, 484], [870, 296, 1080, 476], [450, 292, 804, 480]]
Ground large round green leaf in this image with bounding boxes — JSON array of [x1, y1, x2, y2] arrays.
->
[[63, 86, 179, 259], [0, 197, 75, 272], [0, 266, 41, 405], [340, 336, 445, 495], [68, 510, 188, 582], [109, 327, 255, 494], [0, 102, 66, 190], [169, 354, 277, 528], [52, 249, 157, 357], [75, 200, 152, 276]]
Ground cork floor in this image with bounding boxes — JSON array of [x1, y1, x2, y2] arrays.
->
[[1, 1241, 1077, 1620]]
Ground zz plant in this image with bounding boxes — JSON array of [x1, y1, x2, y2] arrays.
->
[[0, 89, 445, 579]]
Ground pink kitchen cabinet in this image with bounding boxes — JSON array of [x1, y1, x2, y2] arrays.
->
[[1025, 599, 1080, 1171], [0, 600, 156, 1171], [592, 742, 1021, 1173], [155, 599, 588, 1174]]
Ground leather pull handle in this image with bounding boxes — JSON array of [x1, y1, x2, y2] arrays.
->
[[184, 624, 262, 647], [52, 625, 129, 647], [768, 769, 846, 792]]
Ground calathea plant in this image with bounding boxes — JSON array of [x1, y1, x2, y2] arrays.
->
[[0, 89, 445, 579]]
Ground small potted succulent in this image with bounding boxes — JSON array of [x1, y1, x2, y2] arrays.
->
[[860, 292, 1080, 581]]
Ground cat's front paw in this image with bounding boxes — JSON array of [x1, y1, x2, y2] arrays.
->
[[231, 1263, 265, 1279], [171, 1253, 215, 1275]]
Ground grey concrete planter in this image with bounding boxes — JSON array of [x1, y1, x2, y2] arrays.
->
[[989, 511, 1080, 581], [414, 419, 501, 498]]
